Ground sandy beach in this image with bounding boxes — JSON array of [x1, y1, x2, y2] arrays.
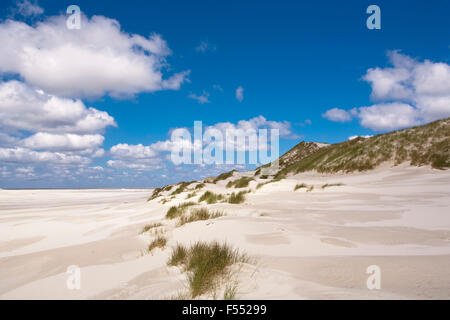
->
[[1, 164, 449, 299]]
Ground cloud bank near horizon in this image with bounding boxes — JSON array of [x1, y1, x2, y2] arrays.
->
[[323, 51, 450, 131]]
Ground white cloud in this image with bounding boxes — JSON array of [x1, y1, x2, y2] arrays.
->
[[110, 144, 158, 159], [0, 15, 189, 98], [323, 52, 450, 131], [106, 159, 162, 171], [188, 91, 210, 104], [322, 108, 352, 122], [0, 80, 113, 172], [13, 0, 43, 17], [236, 86, 244, 102], [0, 81, 116, 134], [108, 116, 295, 170], [348, 135, 373, 140], [357, 103, 421, 131], [21, 133, 104, 152], [195, 41, 216, 53], [0, 147, 91, 165]]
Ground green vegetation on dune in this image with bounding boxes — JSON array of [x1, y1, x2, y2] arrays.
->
[[148, 235, 167, 252], [226, 176, 254, 188], [228, 191, 247, 204], [321, 183, 344, 189], [141, 222, 163, 233], [213, 170, 237, 183], [171, 181, 195, 195], [293, 183, 308, 191], [167, 241, 248, 297], [177, 208, 224, 226], [165, 202, 196, 219], [198, 191, 225, 204], [274, 118, 449, 177]]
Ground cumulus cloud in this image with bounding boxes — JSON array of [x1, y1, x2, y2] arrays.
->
[[12, 0, 44, 17], [188, 91, 210, 104], [236, 86, 244, 102], [322, 108, 352, 122], [110, 144, 158, 159], [0, 147, 91, 165], [0, 15, 189, 98], [108, 116, 294, 170], [0, 80, 114, 170], [21, 133, 105, 152], [357, 103, 421, 131], [323, 51, 450, 131], [0, 81, 116, 134]]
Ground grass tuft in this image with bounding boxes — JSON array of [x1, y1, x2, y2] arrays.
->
[[228, 191, 246, 204], [198, 191, 225, 204], [294, 183, 308, 191], [148, 235, 167, 252], [165, 202, 196, 219], [177, 208, 224, 226], [195, 183, 205, 190], [168, 243, 188, 266], [321, 183, 344, 189], [213, 170, 237, 183], [140, 222, 163, 234], [226, 177, 254, 188], [168, 241, 248, 297]]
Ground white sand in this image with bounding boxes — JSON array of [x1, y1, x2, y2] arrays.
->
[[1, 164, 449, 299]]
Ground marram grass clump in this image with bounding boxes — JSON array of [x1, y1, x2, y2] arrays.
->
[[140, 222, 163, 234], [165, 202, 196, 219], [293, 183, 308, 191], [198, 191, 225, 204], [228, 191, 247, 204], [148, 235, 167, 252], [167, 241, 248, 297], [321, 183, 344, 189], [177, 208, 224, 226], [226, 177, 254, 188]]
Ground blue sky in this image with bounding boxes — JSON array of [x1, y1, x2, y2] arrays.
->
[[0, 0, 449, 188]]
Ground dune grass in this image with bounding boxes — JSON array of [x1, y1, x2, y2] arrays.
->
[[186, 192, 197, 199], [148, 187, 162, 201], [273, 118, 450, 177], [256, 176, 284, 189], [140, 222, 163, 234], [226, 177, 254, 188], [165, 202, 196, 219], [223, 283, 238, 300], [177, 208, 224, 226], [195, 183, 205, 190], [213, 170, 236, 183], [170, 181, 196, 196], [167, 241, 248, 297], [294, 183, 308, 191], [306, 185, 314, 192], [228, 191, 247, 204], [198, 191, 225, 204], [167, 243, 188, 266], [321, 183, 344, 189], [148, 235, 167, 252]]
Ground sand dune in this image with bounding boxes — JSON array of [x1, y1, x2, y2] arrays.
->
[[1, 164, 449, 299]]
